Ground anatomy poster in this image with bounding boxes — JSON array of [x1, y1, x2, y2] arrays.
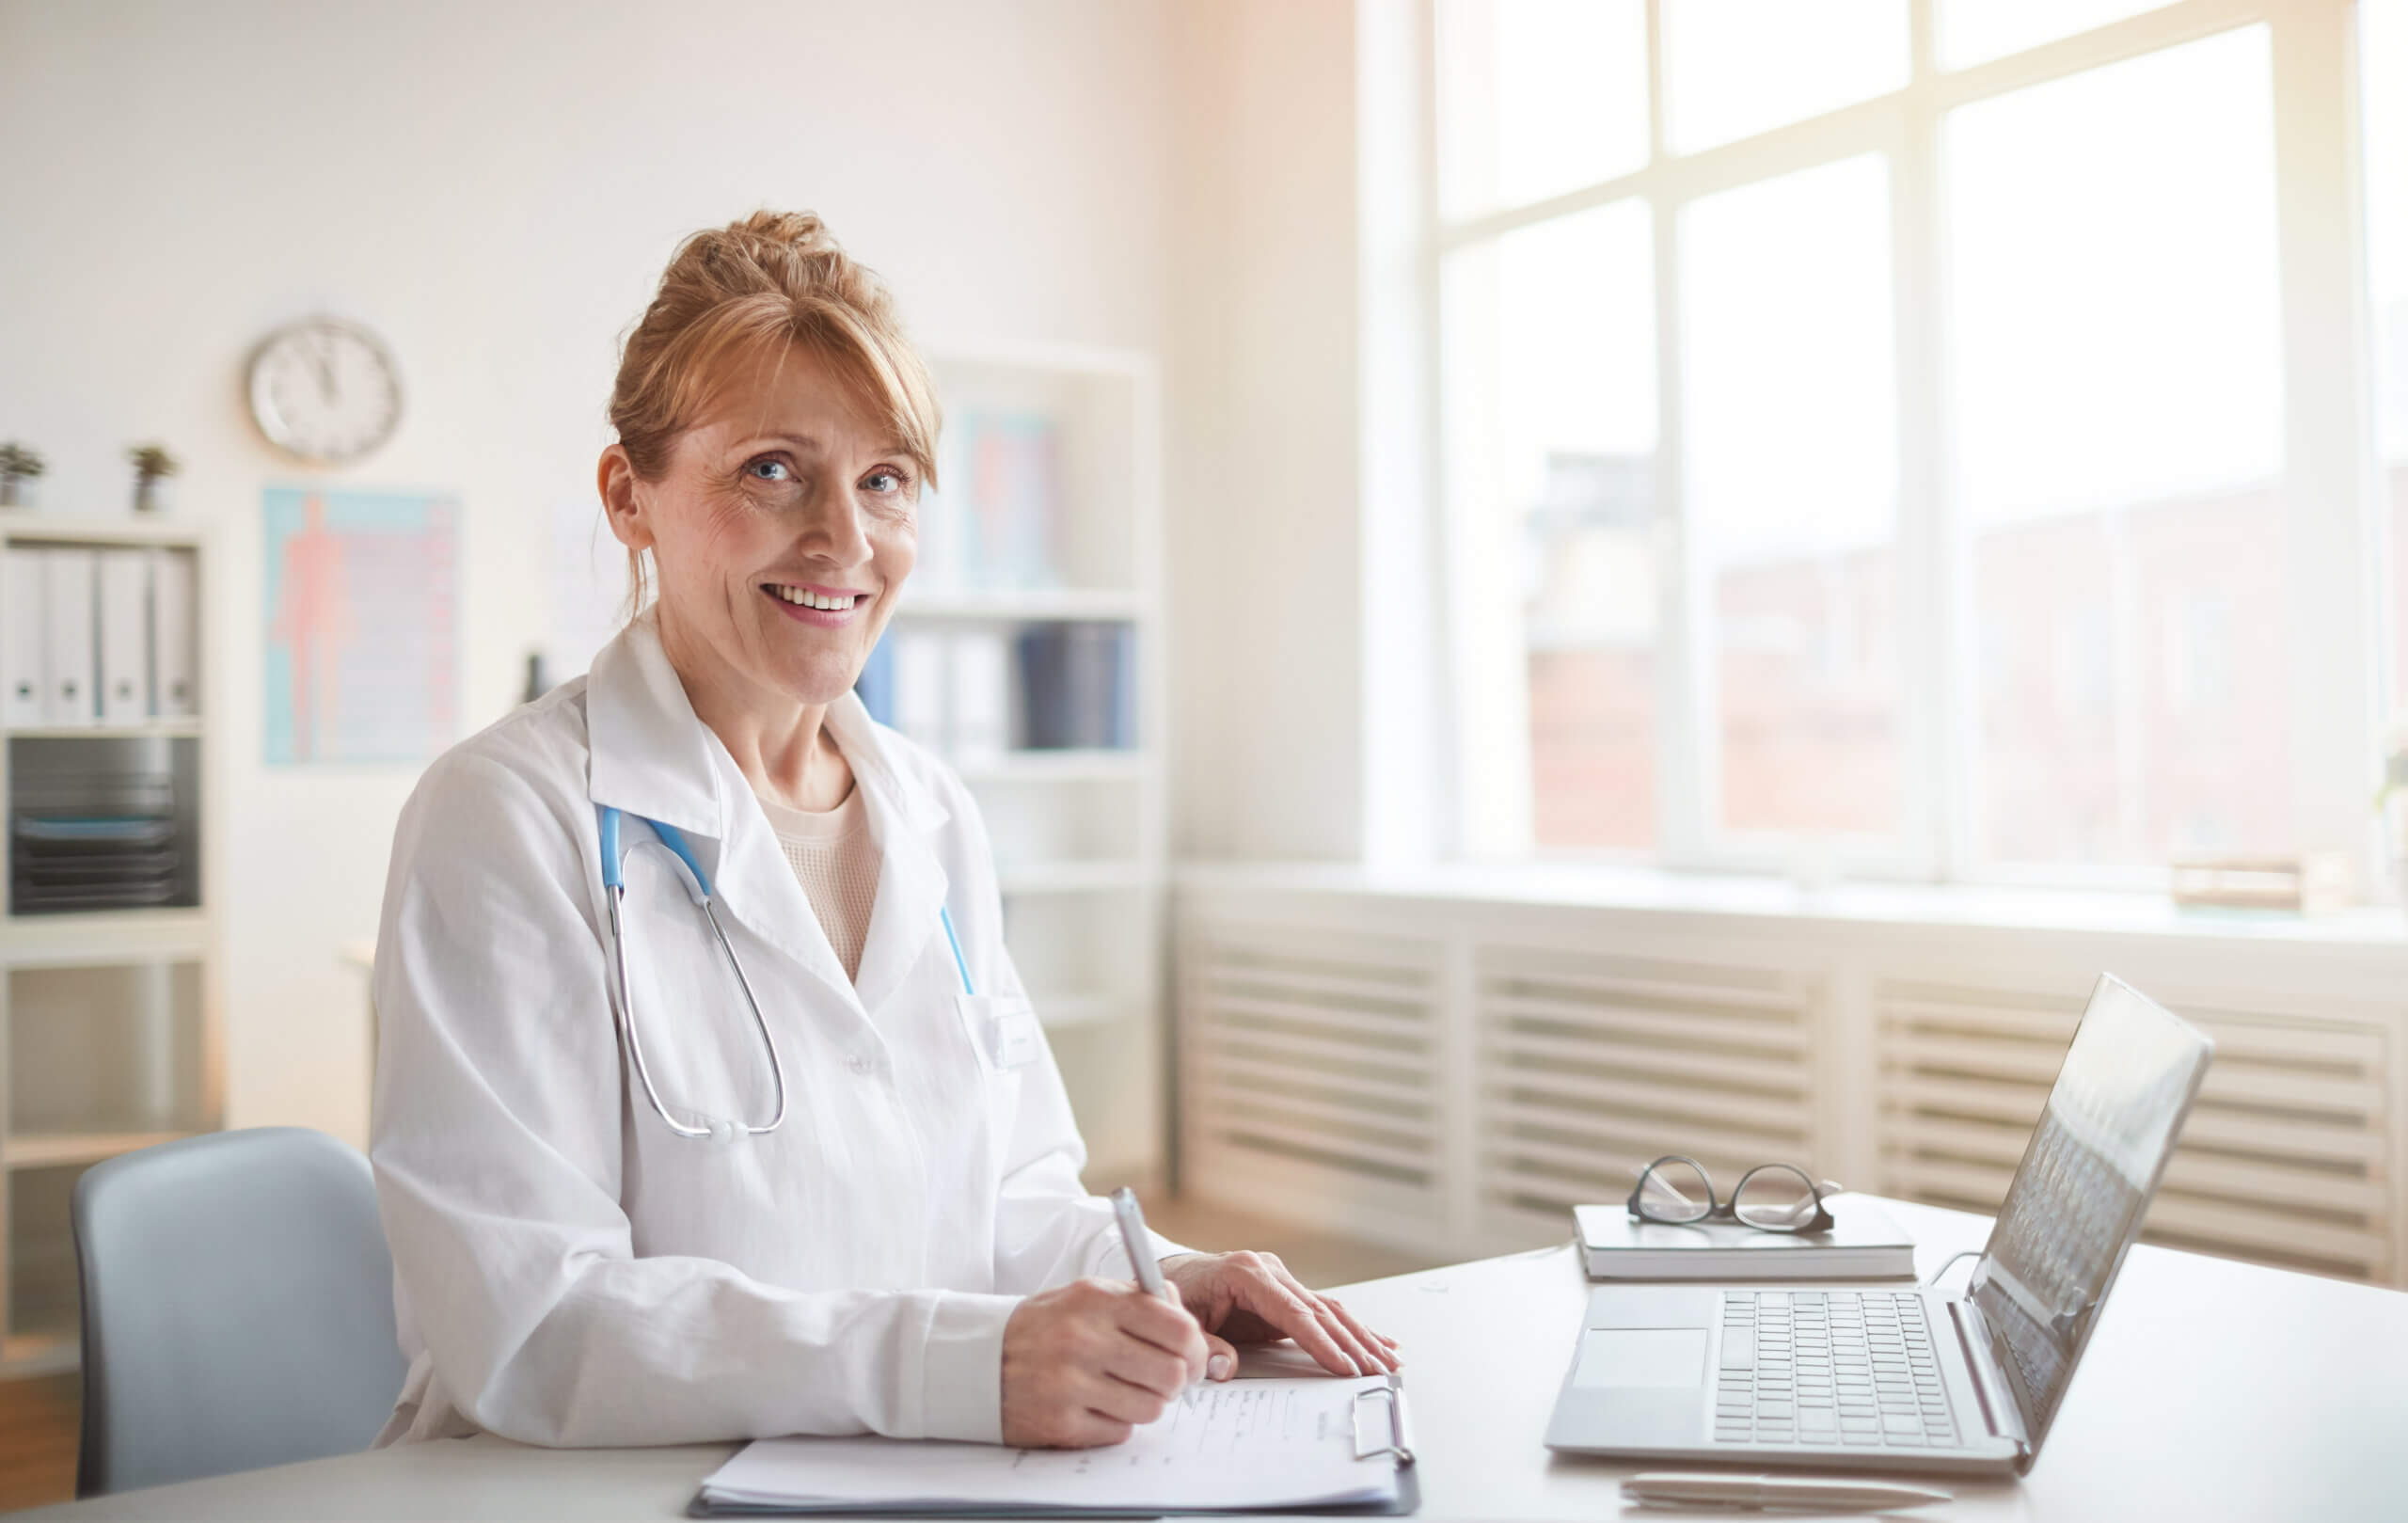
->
[[262, 486, 458, 765]]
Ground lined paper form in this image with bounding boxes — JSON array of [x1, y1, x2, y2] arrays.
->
[[696, 1374, 1404, 1514]]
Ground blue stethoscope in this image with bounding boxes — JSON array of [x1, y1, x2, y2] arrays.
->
[[599, 805, 975, 1141]]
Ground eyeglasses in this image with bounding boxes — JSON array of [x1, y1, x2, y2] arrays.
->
[[1626, 1155, 1844, 1234]]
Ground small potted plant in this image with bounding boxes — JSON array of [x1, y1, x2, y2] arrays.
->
[[128, 442, 180, 514], [0, 442, 44, 508]]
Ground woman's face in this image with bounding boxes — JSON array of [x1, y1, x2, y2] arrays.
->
[[602, 346, 919, 713]]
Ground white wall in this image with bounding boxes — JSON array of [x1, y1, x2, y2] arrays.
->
[[1164, 0, 1438, 865], [1165, 0, 1370, 862], [0, 0, 1173, 1146]]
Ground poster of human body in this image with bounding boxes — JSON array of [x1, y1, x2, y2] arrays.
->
[[262, 487, 458, 765]]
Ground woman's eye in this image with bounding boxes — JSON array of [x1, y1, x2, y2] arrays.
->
[[863, 468, 906, 494], [747, 459, 792, 483]]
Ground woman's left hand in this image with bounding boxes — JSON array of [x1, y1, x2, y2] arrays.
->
[[1158, 1250, 1402, 1382]]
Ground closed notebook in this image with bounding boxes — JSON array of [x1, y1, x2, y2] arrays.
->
[[1573, 1198, 1915, 1281]]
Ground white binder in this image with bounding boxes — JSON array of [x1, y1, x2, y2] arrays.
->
[[3, 547, 45, 727], [97, 548, 153, 723], [947, 629, 1010, 765], [41, 548, 98, 727], [892, 629, 950, 751], [150, 548, 198, 719]]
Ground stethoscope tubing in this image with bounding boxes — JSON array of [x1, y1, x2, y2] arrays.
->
[[600, 805, 974, 1141], [602, 807, 789, 1140]]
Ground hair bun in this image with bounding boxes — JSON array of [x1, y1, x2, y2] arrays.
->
[[732, 209, 841, 255], [607, 207, 937, 481]]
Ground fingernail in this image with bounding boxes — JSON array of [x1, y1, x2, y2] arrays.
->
[[1208, 1355, 1233, 1380]]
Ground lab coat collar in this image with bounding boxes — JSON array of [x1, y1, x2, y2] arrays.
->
[[584, 615, 955, 1015], [823, 696, 954, 1015], [585, 614, 949, 841], [585, 616, 722, 838]]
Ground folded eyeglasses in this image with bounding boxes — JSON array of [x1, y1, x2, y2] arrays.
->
[[1626, 1155, 1844, 1234]]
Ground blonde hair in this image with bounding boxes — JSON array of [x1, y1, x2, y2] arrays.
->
[[607, 211, 942, 609]]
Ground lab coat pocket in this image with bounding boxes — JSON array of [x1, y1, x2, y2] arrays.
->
[[956, 993, 1042, 1071], [613, 839, 781, 1132]]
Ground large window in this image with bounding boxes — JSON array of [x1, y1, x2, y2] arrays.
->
[[1661, 0, 1908, 151], [1443, 202, 1658, 849], [1684, 155, 1902, 841], [1949, 27, 2289, 865], [1436, 0, 2392, 884]]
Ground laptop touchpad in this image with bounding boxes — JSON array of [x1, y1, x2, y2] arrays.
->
[[1573, 1327, 1708, 1388]]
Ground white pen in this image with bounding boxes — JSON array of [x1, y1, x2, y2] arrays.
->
[[1108, 1187, 1172, 1302], [1624, 1472, 1952, 1513]]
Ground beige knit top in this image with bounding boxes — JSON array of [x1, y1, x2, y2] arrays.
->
[[753, 785, 881, 983]]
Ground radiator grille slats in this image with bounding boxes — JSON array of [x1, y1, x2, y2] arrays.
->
[[1878, 980, 2395, 1282], [1180, 923, 1445, 1232], [1207, 993, 1430, 1049], [1179, 894, 2408, 1288], [1477, 946, 1818, 1247], [1198, 1051, 1433, 1112]]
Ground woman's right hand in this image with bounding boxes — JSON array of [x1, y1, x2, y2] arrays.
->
[[999, 1277, 1210, 1448]]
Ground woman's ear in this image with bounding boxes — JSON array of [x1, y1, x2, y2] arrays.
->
[[598, 444, 655, 552]]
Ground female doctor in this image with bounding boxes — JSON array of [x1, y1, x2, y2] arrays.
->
[[370, 212, 1395, 1451]]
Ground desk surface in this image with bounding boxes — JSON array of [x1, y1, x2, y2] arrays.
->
[[27, 1198, 2406, 1521]]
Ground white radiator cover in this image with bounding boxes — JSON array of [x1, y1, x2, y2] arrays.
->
[[1175, 872, 2408, 1287], [1878, 977, 2394, 1282], [1178, 920, 1449, 1246], [1477, 944, 1818, 1247]]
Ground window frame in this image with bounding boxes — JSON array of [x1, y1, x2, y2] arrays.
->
[[1431, 0, 2387, 892]]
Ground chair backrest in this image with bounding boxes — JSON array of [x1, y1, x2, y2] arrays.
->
[[71, 1127, 404, 1497]]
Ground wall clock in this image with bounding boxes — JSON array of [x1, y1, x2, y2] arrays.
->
[[246, 316, 404, 464]]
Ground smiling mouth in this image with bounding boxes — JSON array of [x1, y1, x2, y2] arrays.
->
[[764, 583, 866, 612]]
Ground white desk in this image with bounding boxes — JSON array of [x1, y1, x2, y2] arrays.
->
[[27, 1198, 2406, 1521]]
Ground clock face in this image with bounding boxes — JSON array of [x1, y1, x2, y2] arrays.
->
[[246, 317, 404, 464]]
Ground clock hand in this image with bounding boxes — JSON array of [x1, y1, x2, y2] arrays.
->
[[311, 332, 339, 405]]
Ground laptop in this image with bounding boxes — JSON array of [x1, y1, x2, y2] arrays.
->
[[1545, 973, 2213, 1477]]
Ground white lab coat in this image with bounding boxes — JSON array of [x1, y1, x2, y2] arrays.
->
[[369, 615, 1171, 1448]]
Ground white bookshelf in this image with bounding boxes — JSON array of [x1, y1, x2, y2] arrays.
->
[[896, 348, 1167, 1188], [0, 514, 218, 1375]]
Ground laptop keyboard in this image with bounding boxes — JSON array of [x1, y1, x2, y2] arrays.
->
[[1711, 1290, 1959, 1449]]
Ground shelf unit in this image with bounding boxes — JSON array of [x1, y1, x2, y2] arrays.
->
[[896, 588, 1146, 622], [0, 513, 219, 1376], [901, 348, 1166, 1188]]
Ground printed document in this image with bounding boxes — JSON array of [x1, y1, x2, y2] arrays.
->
[[696, 1374, 1403, 1513]]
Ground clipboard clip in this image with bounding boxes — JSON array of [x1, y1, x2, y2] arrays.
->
[[1351, 1381, 1416, 1467]]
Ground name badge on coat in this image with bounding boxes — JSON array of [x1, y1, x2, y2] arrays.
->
[[957, 993, 1042, 1070]]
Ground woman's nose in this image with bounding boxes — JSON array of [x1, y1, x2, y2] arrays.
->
[[797, 483, 875, 564]]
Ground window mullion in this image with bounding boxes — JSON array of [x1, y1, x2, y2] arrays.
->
[[1646, 0, 1708, 865], [2269, 0, 2384, 893], [1897, 2, 1962, 881]]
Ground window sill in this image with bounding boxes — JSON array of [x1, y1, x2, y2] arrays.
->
[[1172, 858, 2408, 948]]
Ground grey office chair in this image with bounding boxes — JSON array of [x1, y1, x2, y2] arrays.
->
[[71, 1126, 405, 1497]]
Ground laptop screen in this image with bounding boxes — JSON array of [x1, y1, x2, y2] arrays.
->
[[1969, 975, 2213, 1452]]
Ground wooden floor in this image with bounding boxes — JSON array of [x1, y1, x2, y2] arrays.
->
[[0, 1198, 1430, 1514], [0, 1373, 76, 1514]]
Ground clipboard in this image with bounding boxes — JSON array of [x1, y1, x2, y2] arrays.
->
[[687, 1373, 1420, 1517]]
